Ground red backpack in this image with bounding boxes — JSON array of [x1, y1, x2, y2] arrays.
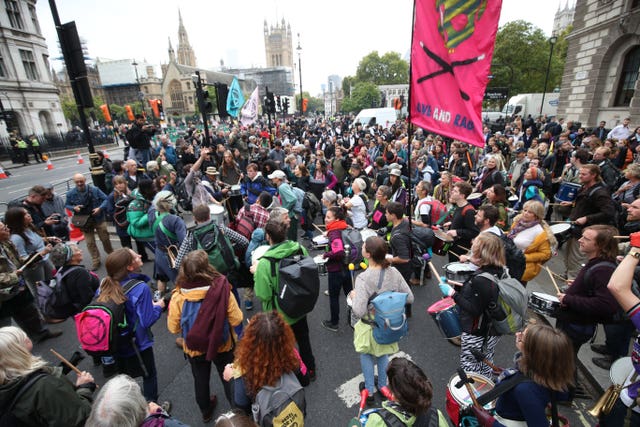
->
[[234, 215, 256, 240], [418, 199, 448, 226]]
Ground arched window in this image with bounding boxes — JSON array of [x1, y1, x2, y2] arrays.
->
[[169, 79, 184, 111], [614, 45, 640, 106]]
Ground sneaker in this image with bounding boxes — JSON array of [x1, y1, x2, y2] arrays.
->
[[321, 320, 338, 332], [202, 395, 218, 423], [245, 299, 254, 310], [592, 356, 614, 370], [590, 344, 610, 355], [160, 400, 172, 414]]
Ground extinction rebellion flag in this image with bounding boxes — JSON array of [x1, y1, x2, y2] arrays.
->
[[409, 0, 502, 147]]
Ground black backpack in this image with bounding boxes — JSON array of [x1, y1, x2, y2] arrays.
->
[[263, 245, 320, 319], [174, 179, 193, 212], [499, 234, 526, 282]]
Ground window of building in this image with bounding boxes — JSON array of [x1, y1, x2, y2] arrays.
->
[[28, 4, 39, 34], [5, 0, 23, 29], [42, 54, 51, 80], [186, 82, 190, 90], [19, 49, 38, 80], [0, 52, 7, 78], [614, 45, 640, 106]]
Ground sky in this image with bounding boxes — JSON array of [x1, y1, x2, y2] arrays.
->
[[37, 0, 572, 97]]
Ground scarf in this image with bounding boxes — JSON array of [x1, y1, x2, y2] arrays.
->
[[508, 219, 540, 240], [326, 219, 348, 232], [185, 275, 231, 361]]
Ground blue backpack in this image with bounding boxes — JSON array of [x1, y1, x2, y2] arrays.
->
[[364, 269, 408, 345]]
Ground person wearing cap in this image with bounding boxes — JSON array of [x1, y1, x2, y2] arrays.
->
[[344, 162, 370, 197], [508, 147, 529, 190], [45, 243, 100, 321], [268, 170, 298, 241], [148, 191, 186, 297], [41, 184, 70, 242], [388, 168, 408, 210]]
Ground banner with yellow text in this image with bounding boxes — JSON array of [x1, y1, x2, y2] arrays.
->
[[409, 0, 502, 147]]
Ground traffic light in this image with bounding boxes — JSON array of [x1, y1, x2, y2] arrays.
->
[[302, 98, 308, 113], [276, 96, 281, 111], [202, 90, 213, 114], [149, 99, 160, 118], [125, 105, 134, 121], [99, 104, 112, 122], [266, 91, 276, 114], [157, 99, 164, 119], [282, 97, 289, 114], [214, 83, 229, 118]]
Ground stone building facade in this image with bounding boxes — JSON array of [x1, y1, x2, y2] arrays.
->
[[264, 18, 293, 68], [557, 0, 640, 128]]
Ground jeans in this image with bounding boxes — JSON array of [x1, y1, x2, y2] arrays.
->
[[188, 350, 235, 413], [360, 353, 389, 394], [328, 269, 352, 325]]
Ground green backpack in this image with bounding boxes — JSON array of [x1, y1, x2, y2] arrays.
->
[[192, 222, 239, 273]]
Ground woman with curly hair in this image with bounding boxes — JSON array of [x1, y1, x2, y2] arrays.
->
[[470, 323, 573, 427], [168, 250, 242, 423], [223, 311, 306, 418]]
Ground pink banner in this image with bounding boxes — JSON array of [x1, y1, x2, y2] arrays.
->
[[409, 0, 502, 148]]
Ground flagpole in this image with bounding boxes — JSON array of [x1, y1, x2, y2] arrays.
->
[[406, 0, 418, 238]]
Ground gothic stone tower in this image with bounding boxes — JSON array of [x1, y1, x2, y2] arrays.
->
[[264, 18, 293, 67], [177, 10, 197, 67]]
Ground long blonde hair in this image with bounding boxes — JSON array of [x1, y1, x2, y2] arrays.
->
[[0, 326, 48, 384], [512, 200, 558, 249]]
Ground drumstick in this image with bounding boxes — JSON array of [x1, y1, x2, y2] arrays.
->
[[50, 349, 97, 387], [456, 369, 482, 408], [313, 223, 325, 233], [458, 245, 471, 253], [549, 221, 575, 224], [448, 250, 463, 258], [614, 236, 630, 239], [428, 261, 441, 281], [545, 266, 561, 294], [548, 269, 570, 283]]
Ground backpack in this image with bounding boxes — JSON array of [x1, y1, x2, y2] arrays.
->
[[410, 226, 435, 254], [479, 271, 527, 335], [74, 279, 142, 356], [365, 269, 409, 345], [0, 370, 48, 427], [291, 186, 305, 214], [192, 222, 239, 274], [113, 195, 132, 228], [499, 234, 526, 282], [179, 299, 230, 343], [417, 199, 447, 226], [235, 215, 256, 241], [350, 406, 444, 427], [252, 372, 306, 427], [36, 266, 82, 318], [341, 227, 364, 266], [174, 179, 193, 212], [262, 245, 320, 319], [301, 192, 321, 231]]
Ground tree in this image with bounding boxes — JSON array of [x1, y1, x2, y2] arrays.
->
[[355, 51, 408, 85], [342, 76, 356, 98], [340, 82, 380, 113], [294, 92, 323, 113], [490, 20, 567, 98]]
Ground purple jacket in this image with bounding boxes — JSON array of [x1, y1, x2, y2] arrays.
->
[[323, 227, 347, 273]]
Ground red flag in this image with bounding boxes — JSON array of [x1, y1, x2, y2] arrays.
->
[[409, 0, 502, 147]]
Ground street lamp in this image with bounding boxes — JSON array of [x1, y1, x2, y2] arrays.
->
[[296, 33, 303, 115], [132, 59, 146, 116], [539, 36, 558, 118]]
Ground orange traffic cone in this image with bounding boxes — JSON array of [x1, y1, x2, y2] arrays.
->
[[46, 158, 54, 170], [66, 209, 84, 242], [102, 147, 110, 159], [76, 151, 84, 164], [0, 166, 7, 179]]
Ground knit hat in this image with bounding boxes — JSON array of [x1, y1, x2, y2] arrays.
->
[[49, 243, 73, 267]]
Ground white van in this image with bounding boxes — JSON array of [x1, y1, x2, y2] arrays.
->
[[353, 108, 398, 129]]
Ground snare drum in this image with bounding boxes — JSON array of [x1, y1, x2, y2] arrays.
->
[[312, 235, 329, 250], [359, 228, 377, 243], [468, 192, 484, 209], [528, 291, 560, 317], [550, 223, 572, 245], [446, 372, 495, 426], [444, 262, 477, 283], [554, 182, 582, 203], [508, 195, 519, 207], [433, 229, 454, 256], [427, 297, 462, 340], [313, 254, 328, 275], [230, 184, 241, 196], [209, 204, 228, 226], [610, 357, 633, 385]]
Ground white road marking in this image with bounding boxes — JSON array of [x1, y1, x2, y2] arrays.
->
[[336, 351, 413, 408]]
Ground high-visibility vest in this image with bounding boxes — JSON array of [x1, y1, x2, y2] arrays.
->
[[30, 138, 39, 147], [16, 139, 27, 149]]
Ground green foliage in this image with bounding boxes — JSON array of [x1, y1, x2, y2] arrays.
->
[[490, 20, 567, 99], [294, 92, 322, 113], [342, 76, 356, 97], [355, 51, 408, 85], [340, 82, 380, 113]]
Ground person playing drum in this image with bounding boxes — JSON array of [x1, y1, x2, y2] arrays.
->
[[442, 182, 479, 263], [470, 323, 574, 427], [603, 231, 640, 426], [438, 233, 504, 378], [349, 236, 414, 407]]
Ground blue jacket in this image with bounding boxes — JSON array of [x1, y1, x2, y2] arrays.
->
[[65, 185, 108, 222], [119, 273, 162, 357], [240, 173, 276, 204]]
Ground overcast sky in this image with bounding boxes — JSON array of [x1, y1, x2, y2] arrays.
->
[[37, 0, 572, 96]]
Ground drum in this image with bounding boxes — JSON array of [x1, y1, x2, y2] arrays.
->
[[360, 228, 377, 243], [444, 262, 477, 283], [446, 372, 495, 426], [550, 223, 572, 245], [528, 292, 560, 317], [427, 297, 462, 339], [346, 295, 358, 328], [554, 181, 582, 203], [230, 184, 241, 196], [432, 229, 454, 256], [313, 254, 328, 275], [468, 193, 484, 209], [508, 195, 519, 207], [209, 204, 228, 226], [312, 235, 329, 250], [610, 357, 633, 385]]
